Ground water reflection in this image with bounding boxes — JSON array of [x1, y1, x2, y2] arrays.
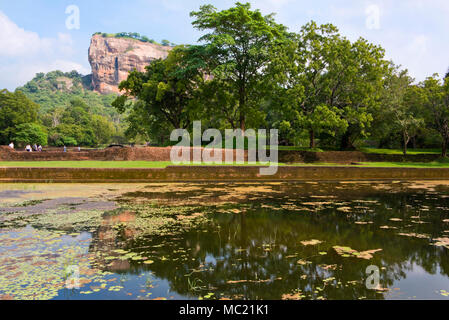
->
[[1, 182, 449, 300]]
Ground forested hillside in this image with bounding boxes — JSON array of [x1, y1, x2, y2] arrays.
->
[[11, 71, 128, 147], [17, 71, 119, 117]]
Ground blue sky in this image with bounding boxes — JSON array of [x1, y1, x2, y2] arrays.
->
[[0, 0, 448, 90]]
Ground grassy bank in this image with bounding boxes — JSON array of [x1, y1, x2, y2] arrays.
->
[[355, 161, 449, 168], [288, 158, 449, 168], [0, 161, 280, 168], [359, 148, 441, 155]]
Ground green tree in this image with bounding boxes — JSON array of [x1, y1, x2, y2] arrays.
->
[[293, 22, 341, 148], [62, 98, 93, 126], [113, 46, 204, 138], [269, 24, 348, 147], [270, 22, 387, 149], [92, 115, 115, 145], [13, 123, 48, 147], [46, 98, 99, 147], [0, 90, 39, 145], [48, 124, 81, 147], [378, 66, 424, 154], [190, 2, 287, 131], [334, 38, 388, 150], [299, 105, 348, 147], [17, 70, 126, 146], [416, 75, 449, 157]]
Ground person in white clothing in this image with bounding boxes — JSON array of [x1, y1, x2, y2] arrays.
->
[[8, 142, 14, 149], [25, 144, 32, 152]]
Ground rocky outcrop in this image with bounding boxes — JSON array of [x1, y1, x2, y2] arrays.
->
[[88, 35, 172, 94]]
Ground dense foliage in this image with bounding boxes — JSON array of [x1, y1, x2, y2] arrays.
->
[[0, 90, 39, 145], [115, 2, 449, 154], [114, 3, 446, 153], [13, 123, 48, 147], [9, 71, 128, 147], [2, 2, 449, 154], [17, 71, 118, 116]]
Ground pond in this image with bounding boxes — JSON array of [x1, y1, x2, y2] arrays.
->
[[0, 182, 449, 300]]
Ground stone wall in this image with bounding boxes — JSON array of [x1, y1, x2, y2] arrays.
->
[[0, 146, 247, 162], [0, 146, 441, 163], [1, 166, 449, 183]]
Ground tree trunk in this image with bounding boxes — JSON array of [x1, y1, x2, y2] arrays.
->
[[340, 132, 355, 151], [240, 113, 245, 134], [309, 130, 315, 149], [443, 138, 448, 158], [402, 132, 409, 156], [239, 81, 246, 134]]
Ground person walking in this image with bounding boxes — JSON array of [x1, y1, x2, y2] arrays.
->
[[8, 142, 14, 149], [38, 145, 42, 152], [63, 145, 67, 153]]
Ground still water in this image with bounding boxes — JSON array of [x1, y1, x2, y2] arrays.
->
[[0, 182, 449, 300]]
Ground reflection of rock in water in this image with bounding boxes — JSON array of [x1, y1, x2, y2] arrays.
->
[[88, 210, 138, 273]]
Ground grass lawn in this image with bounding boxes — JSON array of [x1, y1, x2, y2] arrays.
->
[[274, 146, 325, 152], [0, 161, 282, 168], [359, 148, 441, 155], [355, 161, 449, 168], [287, 160, 449, 168], [265, 146, 442, 155]]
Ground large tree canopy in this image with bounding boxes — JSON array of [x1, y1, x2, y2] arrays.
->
[[377, 65, 424, 155], [413, 75, 449, 157], [46, 98, 113, 147], [13, 123, 48, 147], [0, 89, 39, 145], [108, 2, 448, 153], [190, 2, 287, 131], [113, 46, 204, 143], [269, 21, 388, 149]]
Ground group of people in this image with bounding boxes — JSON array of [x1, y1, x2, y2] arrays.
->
[[25, 144, 43, 152], [8, 142, 43, 152], [8, 142, 81, 152]]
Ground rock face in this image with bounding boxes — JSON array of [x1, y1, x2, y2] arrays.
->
[[88, 35, 171, 94]]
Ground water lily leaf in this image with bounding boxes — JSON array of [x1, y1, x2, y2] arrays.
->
[[301, 239, 323, 246]]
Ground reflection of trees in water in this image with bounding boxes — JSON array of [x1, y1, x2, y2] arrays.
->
[[91, 186, 449, 299]]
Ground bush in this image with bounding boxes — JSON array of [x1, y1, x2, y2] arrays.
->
[[13, 123, 47, 146]]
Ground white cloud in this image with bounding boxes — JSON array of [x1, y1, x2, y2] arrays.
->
[[0, 11, 88, 90], [0, 11, 52, 57]]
